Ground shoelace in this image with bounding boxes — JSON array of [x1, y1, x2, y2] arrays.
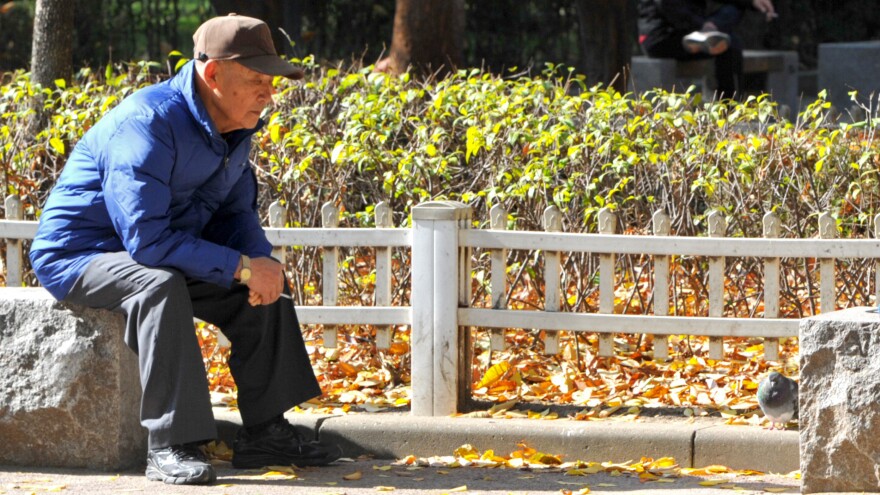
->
[[172, 443, 208, 462], [270, 419, 307, 443]]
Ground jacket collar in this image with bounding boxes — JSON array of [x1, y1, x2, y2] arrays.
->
[[172, 60, 264, 149]]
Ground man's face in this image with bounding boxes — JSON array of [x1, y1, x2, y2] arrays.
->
[[209, 60, 275, 132]]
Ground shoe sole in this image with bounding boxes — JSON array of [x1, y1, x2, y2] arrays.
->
[[682, 34, 729, 55], [146, 465, 217, 485], [232, 445, 343, 469]]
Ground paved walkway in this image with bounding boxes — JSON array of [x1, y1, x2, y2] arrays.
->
[[0, 409, 816, 495], [0, 458, 801, 495]]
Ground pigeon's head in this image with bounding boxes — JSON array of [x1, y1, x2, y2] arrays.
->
[[767, 371, 784, 384]]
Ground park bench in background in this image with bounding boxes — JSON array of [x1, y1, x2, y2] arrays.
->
[[630, 50, 799, 112]]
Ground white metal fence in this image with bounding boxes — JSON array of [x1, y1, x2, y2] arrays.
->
[[2, 195, 880, 416]]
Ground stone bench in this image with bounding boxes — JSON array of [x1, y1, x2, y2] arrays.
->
[[0, 288, 146, 469], [818, 41, 880, 116], [799, 306, 880, 493], [630, 50, 799, 111]]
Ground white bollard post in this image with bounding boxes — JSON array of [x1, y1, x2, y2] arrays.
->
[[411, 201, 471, 416]]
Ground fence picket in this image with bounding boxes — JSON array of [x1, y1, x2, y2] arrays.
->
[[4, 195, 22, 287], [652, 210, 671, 360], [598, 208, 616, 357], [375, 202, 393, 350], [763, 211, 781, 361], [819, 212, 837, 314], [542, 206, 562, 355], [708, 211, 727, 360], [875, 214, 880, 308], [268, 201, 287, 263], [489, 205, 508, 351], [322, 202, 339, 348]]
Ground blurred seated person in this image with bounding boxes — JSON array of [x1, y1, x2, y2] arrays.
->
[[637, 0, 776, 98]]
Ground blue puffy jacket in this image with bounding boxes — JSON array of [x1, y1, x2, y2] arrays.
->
[[30, 61, 273, 300]]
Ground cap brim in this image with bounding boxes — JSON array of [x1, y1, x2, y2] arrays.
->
[[236, 55, 304, 79]]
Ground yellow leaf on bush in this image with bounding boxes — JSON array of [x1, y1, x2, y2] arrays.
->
[[49, 137, 65, 155]]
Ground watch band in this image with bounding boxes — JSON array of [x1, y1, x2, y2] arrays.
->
[[239, 254, 252, 284]]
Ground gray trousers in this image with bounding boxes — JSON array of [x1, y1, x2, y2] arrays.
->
[[65, 252, 322, 450]]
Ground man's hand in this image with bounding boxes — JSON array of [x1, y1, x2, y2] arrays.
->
[[752, 0, 777, 21], [244, 256, 284, 306]]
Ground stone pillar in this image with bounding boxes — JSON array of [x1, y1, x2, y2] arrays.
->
[[799, 306, 880, 493], [0, 288, 146, 469]]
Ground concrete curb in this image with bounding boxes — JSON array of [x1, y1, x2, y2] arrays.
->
[[213, 408, 799, 474]]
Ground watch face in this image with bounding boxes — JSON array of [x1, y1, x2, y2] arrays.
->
[[241, 268, 252, 281]]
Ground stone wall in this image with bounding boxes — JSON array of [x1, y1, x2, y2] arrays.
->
[[0, 288, 146, 469], [799, 306, 880, 493]]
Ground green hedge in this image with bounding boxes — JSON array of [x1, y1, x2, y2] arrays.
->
[[2, 60, 879, 312]]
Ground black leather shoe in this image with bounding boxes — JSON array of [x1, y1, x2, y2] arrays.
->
[[146, 443, 216, 485], [232, 417, 343, 468]]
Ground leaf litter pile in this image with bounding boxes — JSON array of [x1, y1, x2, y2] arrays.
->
[[199, 321, 799, 427]]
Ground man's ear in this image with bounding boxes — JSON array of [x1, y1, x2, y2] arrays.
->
[[203, 60, 221, 90]]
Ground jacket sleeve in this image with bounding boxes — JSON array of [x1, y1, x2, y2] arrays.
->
[[100, 114, 240, 286], [202, 164, 273, 258], [652, 0, 706, 32]]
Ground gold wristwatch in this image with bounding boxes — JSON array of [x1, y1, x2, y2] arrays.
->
[[239, 255, 252, 284]]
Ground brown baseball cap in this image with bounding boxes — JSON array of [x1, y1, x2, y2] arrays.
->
[[193, 14, 304, 79]]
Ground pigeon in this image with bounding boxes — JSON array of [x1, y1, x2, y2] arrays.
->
[[757, 371, 799, 430]]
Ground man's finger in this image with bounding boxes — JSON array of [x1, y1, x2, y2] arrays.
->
[[249, 290, 261, 306]]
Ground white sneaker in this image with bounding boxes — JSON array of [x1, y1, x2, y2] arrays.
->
[[682, 31, 730, 55]]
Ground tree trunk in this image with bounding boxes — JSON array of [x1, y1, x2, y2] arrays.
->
[[378, 0, 464, 77], [574, 0, 636, 93], [31, 0, 75, 87]]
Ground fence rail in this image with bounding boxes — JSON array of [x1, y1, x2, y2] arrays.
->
[[2, 195, 879, 416]]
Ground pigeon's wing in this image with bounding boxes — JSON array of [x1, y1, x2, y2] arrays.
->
[[757, 376, 771, 408]]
